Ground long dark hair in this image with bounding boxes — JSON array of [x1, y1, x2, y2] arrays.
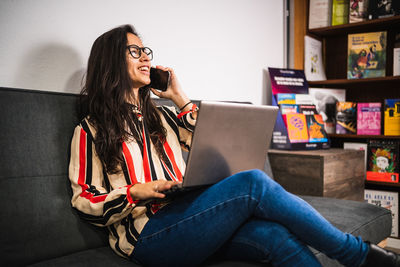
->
[[80, 24, 166, 174]]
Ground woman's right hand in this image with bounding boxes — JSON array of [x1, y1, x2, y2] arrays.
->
[[129, 180, 181, 201]]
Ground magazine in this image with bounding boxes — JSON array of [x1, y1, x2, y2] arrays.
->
[[348, 31, 387, 79]]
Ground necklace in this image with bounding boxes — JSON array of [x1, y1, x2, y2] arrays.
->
[[129, 104, 143, 122]]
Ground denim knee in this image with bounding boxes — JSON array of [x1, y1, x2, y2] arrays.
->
[[239, 169, 280, 191], [237, 169, 271, 184]]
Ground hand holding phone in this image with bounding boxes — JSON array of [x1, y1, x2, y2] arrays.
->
[[150, 67, 170, 91]]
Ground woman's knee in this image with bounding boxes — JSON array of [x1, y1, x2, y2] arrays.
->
[[238, 169, 281, 191], [234, 169, 271, 184]]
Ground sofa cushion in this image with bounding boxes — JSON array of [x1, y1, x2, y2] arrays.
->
[[0, 88, 109, 266]]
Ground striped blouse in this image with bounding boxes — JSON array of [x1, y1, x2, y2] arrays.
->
[[68, 105, 196, 258]]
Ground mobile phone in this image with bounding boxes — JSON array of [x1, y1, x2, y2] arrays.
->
[[150, 67, 170, 91]]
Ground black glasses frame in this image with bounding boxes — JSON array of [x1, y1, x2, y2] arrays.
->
[[126, 45, 153, 60]]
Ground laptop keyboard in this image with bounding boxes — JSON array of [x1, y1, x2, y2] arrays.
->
[[161, 184, 182, 196]]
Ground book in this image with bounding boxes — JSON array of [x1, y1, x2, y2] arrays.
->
[[277, 93, 296, 105], [367, 139, 399, 183], [280, 104, 299, 115], [309, 0, 332, 29], [299, 104, 318, 115], [367, 0, 398, 19], [332, 0, 349, 25], [394, 48, 400, 76], [295, 94, 313, 105], [357, 102, 381, 135], [365, 189, 399, 237], [384, 99, 400, 135], [268, 68, 308, 96], [307, 114, 329, 143], [336, 102, 357, 134], [304, 35, 327, 81], [347, 31, 387, 79], [284, 113, 309, 143], [308, 88, 346, 134], [349, 0, 369, 23], [344, 142, 368, 168]]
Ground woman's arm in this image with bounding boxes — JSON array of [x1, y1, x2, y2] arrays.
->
[[69, 124, 138, 227]]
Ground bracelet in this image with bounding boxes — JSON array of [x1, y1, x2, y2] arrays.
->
[[179, 101, 192, 111], [177, 104, 198, 119]]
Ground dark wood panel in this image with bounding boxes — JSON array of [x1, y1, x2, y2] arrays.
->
[[309, 16, 400, 36]]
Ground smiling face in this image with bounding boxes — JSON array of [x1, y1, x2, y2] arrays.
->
[[376, 156, 389, 171], [126, 33, 151, 90]]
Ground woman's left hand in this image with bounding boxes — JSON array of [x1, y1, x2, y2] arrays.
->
[[150, 65, 191, 110]]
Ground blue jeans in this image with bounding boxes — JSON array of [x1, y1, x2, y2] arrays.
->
[[131, 170, 368, 266]]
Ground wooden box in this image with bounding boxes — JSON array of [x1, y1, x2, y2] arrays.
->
[[268, 148, 365, 201]]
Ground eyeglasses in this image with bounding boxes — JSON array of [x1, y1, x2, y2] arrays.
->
[[127, 45, 153, 60]]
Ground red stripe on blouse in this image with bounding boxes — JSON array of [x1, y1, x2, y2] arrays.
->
[[163, 140, 183, 182], [122, 141, 138, 184], [142, 126, 152, 183], [78, 128, 88, 193], [78, 128, 108, 204]]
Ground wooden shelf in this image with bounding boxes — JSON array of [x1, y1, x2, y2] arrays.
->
[[329, 134, 400, 139], [366, 180, 400, 188], [308, 16, 400, 36], [308, 76, 400, 86]]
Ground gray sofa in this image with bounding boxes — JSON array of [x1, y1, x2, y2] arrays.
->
[[0, 87, 392, 267]]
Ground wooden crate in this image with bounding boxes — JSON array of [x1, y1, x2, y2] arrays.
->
[[268, 148, 365, 201]]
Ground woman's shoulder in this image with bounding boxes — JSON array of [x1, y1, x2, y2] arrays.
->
[[74, 117, 97, 138]]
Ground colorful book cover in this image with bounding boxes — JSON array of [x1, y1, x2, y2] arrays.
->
[[365, 189, 399, 237], [280, 104, 299, 115], [307, 114, 329, 143], [336, 102, 357, 134], [344, 142, 368, 168], [368, 0, 398, 19], [299, 105, 318, 115], [296, 94, 313, 105], [349, 0, 369, 23], [357, 102, 381, 135], [284, 113, 309, 143], [367, 140, 399, 183], [348, 31, 387, 79], [304, 35, 326, 81], [268, 68, 308, 96], [332, 0, 349, 26], [308, 88, 346, 134], [277, 93, 296, 105], [309, 0, 332, 29], [384, 99, 400, 135]]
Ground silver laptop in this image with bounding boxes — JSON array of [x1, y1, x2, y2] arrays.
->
[[176, 101, 278, 189]]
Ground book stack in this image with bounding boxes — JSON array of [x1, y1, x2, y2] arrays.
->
[[268, 67, 330, 150]]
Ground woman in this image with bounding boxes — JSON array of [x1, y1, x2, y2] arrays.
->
[[69, 24, 399, 266]]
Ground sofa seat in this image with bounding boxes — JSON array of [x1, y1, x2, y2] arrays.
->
[[0, 87, 392, 267]]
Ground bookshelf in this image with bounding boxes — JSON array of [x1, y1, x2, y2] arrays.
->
[[295, 0, 400, 229]]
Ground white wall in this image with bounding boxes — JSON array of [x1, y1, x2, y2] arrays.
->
[[0, 0, 284, 105]]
